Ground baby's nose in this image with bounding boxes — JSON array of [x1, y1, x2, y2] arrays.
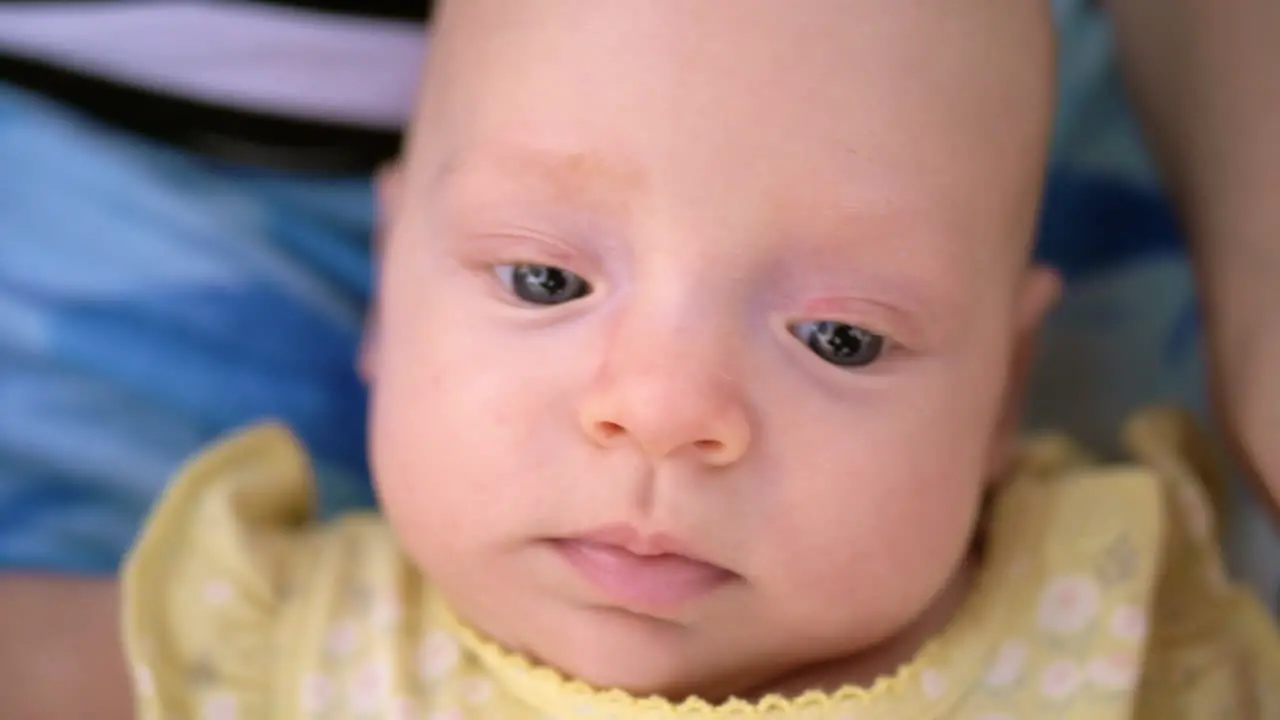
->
[[578, 362, 751, 467]]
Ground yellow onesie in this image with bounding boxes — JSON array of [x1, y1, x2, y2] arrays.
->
[[123, 410, 1280, 719]]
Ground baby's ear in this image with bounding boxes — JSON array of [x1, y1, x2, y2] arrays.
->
[[988, 264, 1061, 479], [358, 161, 405, 382]]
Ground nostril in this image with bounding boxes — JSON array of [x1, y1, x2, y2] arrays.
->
[[694, 439, 724, 453], [597, 421, 625, 439]]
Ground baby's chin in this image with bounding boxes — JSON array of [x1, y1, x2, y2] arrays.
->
[[485, 603, 780, 703], [545, 641, 790, 705], [498, 607, 879, 705], [506, 551, 983, 704]]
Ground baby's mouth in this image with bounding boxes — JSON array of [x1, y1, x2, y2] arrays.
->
[[551, 528, 736, 613]]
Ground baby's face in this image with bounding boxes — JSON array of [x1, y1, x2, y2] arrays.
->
[[370, 0, 1056, 701]]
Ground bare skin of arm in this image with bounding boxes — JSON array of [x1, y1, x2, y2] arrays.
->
[[0, 576, 132, 719], [1107, 0, 1280, 516]]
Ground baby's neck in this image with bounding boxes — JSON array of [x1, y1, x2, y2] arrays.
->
[[742, 541, 982, 701]]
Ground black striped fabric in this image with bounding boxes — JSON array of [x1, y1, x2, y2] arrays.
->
[[0, 0, 432, 172], [0, 49, 404, 173], [0, 0, 432, 21]]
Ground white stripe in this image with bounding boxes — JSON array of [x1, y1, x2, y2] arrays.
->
[[0, 1, 426, 128]]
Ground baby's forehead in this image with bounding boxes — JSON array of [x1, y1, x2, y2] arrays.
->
[[412, 0, 1050, 301], [434, 142, 1007, 240], [422, 0, 1051, 166]]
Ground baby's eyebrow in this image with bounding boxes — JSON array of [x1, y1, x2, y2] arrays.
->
[[426, 146, 647, 217], [785, 259, 954, 345], [770, 201, 976, 338]]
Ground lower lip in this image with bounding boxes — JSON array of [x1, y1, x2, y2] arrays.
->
[[553, 539, 734, 612]]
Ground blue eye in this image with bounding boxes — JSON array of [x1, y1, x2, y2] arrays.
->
[[496, 264, 591, 305], [789, 321, 885, 368]]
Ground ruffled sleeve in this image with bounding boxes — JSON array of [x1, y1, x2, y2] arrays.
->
[[122, 423, 319, 719]]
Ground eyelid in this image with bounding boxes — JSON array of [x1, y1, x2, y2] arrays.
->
[[791, 298, 923, 350], [451, 234, 601, 311], [790, 319, 883, 339], [786, 317, 895, 353], [450, 232, 598, 276]]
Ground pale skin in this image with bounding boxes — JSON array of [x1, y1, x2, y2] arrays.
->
[[5, 0, 1280, 715], [1105, 0, 1280, 518], [368, 0, 1055, 701]]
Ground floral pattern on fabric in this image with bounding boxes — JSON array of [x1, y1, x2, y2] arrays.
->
[[124, 411, 1280, 718]]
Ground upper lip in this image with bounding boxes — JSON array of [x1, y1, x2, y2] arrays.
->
[[567, 523, 721, 566]]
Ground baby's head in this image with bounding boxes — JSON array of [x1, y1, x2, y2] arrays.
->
[[367, 0, 1058, 703]]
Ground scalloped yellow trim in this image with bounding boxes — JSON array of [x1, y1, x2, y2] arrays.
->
[[427, 459, 1059, 719]]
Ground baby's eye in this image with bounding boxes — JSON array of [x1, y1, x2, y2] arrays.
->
[[789, 321, 885, 368], [496, 264, 592, 305]]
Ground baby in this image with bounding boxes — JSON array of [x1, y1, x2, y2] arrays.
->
[[122, 1, 1280, 718]]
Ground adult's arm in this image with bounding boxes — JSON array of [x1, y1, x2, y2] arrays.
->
[[1107, 0, 1280, 515], [0, 576, 132, 719]]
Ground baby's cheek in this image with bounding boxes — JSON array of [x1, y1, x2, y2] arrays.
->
[[882, 488, 981, 580], [372, 347, 557, 540], [794, 474, 983, 627], [373, 382, 559, 650]]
